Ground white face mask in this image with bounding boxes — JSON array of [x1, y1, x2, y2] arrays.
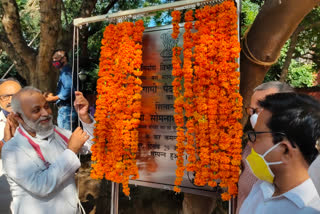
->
[[250, 113, 259, 128]]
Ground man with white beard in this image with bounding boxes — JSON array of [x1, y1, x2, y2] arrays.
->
[[1, 86, 94, 214]]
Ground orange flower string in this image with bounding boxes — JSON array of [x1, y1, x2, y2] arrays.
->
[[183, 10, 196, 173], [171, 10, 185, 193], [91, 20, 145, 196], [171, 0, 242, 200]]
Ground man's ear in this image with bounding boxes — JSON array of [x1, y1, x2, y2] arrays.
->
[[13, 112, 23, 124], [280, 140, 296, 163]]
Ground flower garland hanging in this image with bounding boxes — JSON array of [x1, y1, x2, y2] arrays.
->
[[171, 0, 242, 200], [91, 20, 145, 196], [171, 10, 185, 193]]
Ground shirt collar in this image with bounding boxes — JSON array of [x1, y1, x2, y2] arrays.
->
[[0, 110, 6, 122], [259, 178, 318, 208], [19, 125, 55, 144], [283, 178, 319, 208]]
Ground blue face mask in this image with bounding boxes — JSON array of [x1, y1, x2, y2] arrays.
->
[[2, 109, 10, 117]]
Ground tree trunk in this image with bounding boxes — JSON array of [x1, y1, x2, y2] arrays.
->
[[34, 0, 62, 91], [239, 0, 320, 125]]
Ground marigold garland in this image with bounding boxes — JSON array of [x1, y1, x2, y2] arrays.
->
[[91, 20, 145, 196], [171, 0, 242, 200], [171, 10, 185, 193]]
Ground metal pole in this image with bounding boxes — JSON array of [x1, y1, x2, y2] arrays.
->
[[110, 182, 119, 214]]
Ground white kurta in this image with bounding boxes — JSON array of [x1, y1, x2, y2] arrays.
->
[[1, 120, 94, 214]]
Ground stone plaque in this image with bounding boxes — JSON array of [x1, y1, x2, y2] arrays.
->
[[129, 24, 220, 197]]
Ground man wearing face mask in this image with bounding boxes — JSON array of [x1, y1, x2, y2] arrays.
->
[[0, 79, 21, 214], [236, 81, 294, 213], [45, 49, 77, 131], [239, 93, 320, 214], [1, 87, 94, 214]]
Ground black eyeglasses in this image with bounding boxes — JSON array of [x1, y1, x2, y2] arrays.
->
[[245, 107, 262, 116], [247, 131, 286, 143]]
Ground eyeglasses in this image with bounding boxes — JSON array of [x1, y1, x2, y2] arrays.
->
[[0, 94, 14, 101], [245, 107, 262, 116], [247, 131, 286, 143]]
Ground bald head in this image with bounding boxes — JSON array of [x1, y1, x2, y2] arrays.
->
[[11, 87, 42, 114], [0, 80, 22, 112]]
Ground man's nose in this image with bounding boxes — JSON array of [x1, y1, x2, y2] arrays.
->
[[40, 108, 49, 116]]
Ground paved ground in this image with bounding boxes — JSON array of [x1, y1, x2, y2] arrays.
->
[[0, 161, 12, 214]]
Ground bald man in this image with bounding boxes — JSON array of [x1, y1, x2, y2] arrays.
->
[[2, 86, 94, 214], [0, 79, 21, 143], [0, 79, 21, 214]]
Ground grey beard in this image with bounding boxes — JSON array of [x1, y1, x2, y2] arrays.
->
[[21, 114, 54, 134]]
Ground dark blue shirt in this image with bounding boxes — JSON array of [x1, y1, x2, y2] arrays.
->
[[56, 65, 77, 106]]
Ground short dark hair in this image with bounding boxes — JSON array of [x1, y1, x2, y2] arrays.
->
[[259, 93, 320, 165], [53, 49, 68, 61]]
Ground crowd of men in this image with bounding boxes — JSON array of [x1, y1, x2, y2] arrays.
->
[[0, 50, 319, 214]]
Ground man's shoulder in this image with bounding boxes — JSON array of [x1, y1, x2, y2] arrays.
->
[[2, 136, 20, 151], [61, 65, 72, 73]]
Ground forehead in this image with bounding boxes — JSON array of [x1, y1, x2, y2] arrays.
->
[[20, 92, 46, 111], [250, 88, 279, 107], [0, 81, 21, 95], [52, 51, 65, 58]]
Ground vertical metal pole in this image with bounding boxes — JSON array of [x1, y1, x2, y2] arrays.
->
[[110, 182, 119, 214], [232, 1, 241, 214], [110, 182, 114, 214]]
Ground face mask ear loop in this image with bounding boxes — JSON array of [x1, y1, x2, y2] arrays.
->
[[262, 143, 281, 158], [262, 143, 283, 165]]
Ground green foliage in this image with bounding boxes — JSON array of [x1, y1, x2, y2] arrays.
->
[[264, 40, 289, 82], [240, 0, 260, 36], [17, 0, 40, 46], [262, 5, 320, 87], [286, 60, 317, 88]]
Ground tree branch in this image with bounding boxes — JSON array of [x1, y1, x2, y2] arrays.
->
[[78, 0, 98, 62], [279, 26, 301, 81], [1, 0, 36, 72], [240, 0, 320, 125], [279, 20, 320, 81], [102, 0, 119, 14], [0, 32, 29, 80]]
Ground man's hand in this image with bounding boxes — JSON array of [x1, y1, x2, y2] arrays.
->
[[74, 91, 92, 124], [44, 92, 59, 102], [3, 113, 19, 142], [67, 127, 90, 154]]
